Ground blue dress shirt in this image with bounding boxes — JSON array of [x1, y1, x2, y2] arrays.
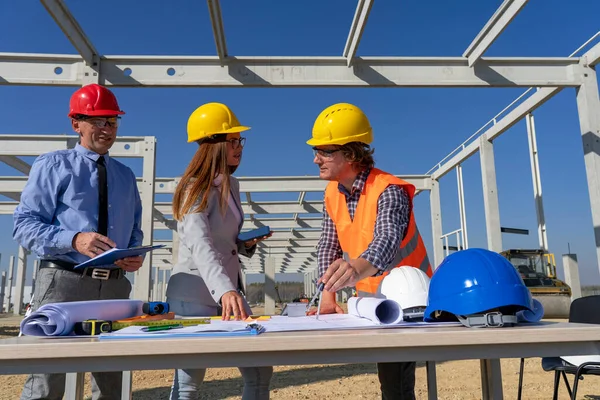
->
[[13, 143, 144, 264]]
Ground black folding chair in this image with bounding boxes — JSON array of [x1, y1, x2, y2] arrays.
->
[[518, 295, 600, 400]]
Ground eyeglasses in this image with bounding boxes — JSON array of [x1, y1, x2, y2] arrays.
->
[[78, 116, 121, 128], [227, 137, 246, 149], [312, 147, 341, 158]]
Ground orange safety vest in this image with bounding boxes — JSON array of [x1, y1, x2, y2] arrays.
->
[[324, 168, 432, 297]]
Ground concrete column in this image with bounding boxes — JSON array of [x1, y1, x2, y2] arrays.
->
[[134, 136, 157, 301], [563, 254, 582, 300], [264, 256, 276, 315], [0, 272, 5, 313], [31, 260, 39, 301], [152, 267, 160, 301], [7, 255, 15, 312], [305, 272, 310, 297], [480, 136, 503, 252], [240, 270, 247, 294], [172, 231, 180, 264], [430, 178, 444, 268], [526, 113, 549, 251], [14, 246, 28, 315], [456, 165, 469, 249], [161, 269, 168, 301], [575, 64, 600, 278], [479, 138, 504, 399]]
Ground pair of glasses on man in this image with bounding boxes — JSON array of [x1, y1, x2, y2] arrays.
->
[[312, 147, 341, 158], [78, 116, 121, 128]]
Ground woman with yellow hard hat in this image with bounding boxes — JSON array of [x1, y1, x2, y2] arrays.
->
[[166, 102, 273, 400]]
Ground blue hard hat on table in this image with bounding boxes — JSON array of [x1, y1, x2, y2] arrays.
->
[[424, 248, 534, 328]]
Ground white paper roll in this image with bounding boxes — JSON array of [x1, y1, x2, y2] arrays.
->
[[347, 297, 404, 325], [20, 299, 145, 336]]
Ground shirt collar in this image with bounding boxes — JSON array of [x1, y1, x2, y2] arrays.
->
[[75, 143, 110, 165], [337, 168, 371, 197]]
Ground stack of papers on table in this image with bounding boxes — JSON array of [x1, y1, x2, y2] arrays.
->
[[258, 314, 460, 333], [99, 321, 264, 340]]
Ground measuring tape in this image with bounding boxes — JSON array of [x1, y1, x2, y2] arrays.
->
[[74, 315, 271, 335], [111, 318, 211, 330]]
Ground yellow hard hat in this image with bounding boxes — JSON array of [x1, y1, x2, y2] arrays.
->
[[307, 103, 373, 147], [187, 102, 250, 143]]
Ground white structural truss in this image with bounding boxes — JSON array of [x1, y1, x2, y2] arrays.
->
[[0, 0, 598, 280], [1, 1, 600, 397]]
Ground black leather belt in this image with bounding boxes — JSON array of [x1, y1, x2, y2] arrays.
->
[[39, 260, 124, 280]]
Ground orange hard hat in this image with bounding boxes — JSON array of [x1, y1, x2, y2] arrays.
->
[[68, 84, 125, 118]]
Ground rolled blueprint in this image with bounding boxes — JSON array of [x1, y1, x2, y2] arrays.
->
[[20, 299, 144, 336], [348, 297, 403, 325], [516, 298, 544, 323]]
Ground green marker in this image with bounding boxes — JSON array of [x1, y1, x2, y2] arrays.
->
[[141, 324, 183, 332]]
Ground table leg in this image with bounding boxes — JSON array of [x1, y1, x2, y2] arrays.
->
[[480, 359, 504, 399], [65, 372, 84, 400], [121, 370, 133, 400], [426, 361, 438, 400]]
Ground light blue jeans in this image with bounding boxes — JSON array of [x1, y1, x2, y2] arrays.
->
[[167, 299, 273, 400]]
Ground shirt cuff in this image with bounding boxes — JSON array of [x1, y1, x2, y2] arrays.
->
[[55, 230, 80, 252], [360, 250, 386, 277], [212, 282, 238, 305]]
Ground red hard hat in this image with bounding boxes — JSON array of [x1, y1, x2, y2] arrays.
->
[[68, 84, 125, 118]]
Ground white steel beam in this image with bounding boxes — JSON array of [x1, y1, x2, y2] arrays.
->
[[480, 137, 503, 252], [153, 175, 431, 194], [576, 63, 600, 278], [0, 156, 30, 175], [255, 247, 316, 255], [463, 0, 528, 67], [0, 202, 18, 214], [40, 0, 99, 66], [0, 135, 153, 158], [153, 209, 176, 231], [257, 240, 319, 248], [582, 39, 600, 67], [0, 53, 583, 88], [429, 179, 444, 269], [343, 0, 374, 67], [206, 0, 227, 62], [431, 86, 563, 179], [526, 113, 549, 251], [134, 137, 157, 302]]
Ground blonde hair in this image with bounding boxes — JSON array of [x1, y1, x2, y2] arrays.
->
[[172, 139, 236, 220]]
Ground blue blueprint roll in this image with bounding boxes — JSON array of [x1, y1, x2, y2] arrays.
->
[[516, 298, 544, 323]]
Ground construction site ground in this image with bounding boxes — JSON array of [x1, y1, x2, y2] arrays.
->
[[1, 309, 599, 400]]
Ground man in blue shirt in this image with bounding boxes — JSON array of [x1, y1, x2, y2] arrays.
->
[[13, 83, 144, 400]]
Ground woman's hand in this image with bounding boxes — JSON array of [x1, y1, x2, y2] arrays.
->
[[244, 231, 273, 248], [220, 290, 249, 321]]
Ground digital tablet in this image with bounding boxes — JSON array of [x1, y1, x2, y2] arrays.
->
[[238, 226, 271, 242]]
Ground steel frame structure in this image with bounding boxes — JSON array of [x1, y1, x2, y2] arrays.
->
[[1, 1, 599, 398], [0, 0, 597, 275]]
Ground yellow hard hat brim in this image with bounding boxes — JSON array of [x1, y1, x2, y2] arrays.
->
[[187, 125, 251, 143], [306, 130, 373, 147]]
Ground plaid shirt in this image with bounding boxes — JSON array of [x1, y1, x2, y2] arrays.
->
[[317, 168, 410, 278]]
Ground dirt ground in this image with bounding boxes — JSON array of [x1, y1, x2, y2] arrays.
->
[[2, 311, 600, 400]]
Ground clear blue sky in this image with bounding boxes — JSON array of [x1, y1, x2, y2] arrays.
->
[[1, 0, 600, 288]]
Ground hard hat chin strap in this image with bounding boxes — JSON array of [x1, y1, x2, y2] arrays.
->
[[457, 311, 518, 328]]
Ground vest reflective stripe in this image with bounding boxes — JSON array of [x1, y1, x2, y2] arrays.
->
[[324, 168, 432, 298]]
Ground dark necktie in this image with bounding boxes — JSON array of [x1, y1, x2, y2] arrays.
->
[[97, 156, 108, 236]]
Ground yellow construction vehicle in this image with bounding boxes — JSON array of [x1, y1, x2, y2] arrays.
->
[[500, 249, 572, 318]]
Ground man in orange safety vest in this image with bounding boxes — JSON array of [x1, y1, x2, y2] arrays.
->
[[307, 102, 432, 400]]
